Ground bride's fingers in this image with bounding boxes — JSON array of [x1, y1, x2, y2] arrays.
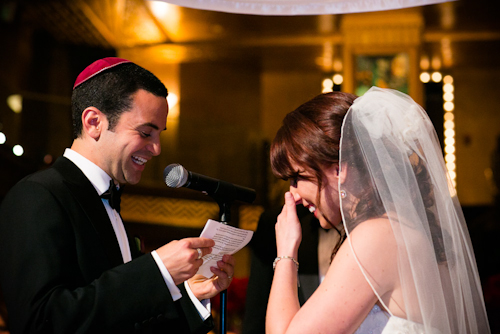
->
[[284, 192, 300, 224], [277, 201, 288, 225], [285, 192, 296, 213]]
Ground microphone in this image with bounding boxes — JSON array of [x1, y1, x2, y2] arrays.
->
[[163, 163, 256, 204]]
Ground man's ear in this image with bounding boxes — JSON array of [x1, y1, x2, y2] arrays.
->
[[81, 107, 104, 140]]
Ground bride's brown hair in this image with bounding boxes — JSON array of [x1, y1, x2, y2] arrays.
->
[[271, 91, 357, 188], [270, 91, 357, 256], [270, 91, 444, 263]]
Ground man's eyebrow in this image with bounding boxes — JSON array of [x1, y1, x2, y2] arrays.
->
[[141, 122, 166, 131]]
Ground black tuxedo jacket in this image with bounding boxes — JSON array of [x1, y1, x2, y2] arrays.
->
[[0, 157, 213, 334], [242, 205, 320, 334]]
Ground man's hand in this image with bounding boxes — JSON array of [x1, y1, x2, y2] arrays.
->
[[156, 237, 215, 285], [187, 254, 235, 300]]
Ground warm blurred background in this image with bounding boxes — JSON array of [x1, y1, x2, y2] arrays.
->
[[0, 0, 499, 332]]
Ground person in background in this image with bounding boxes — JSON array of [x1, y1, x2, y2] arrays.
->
[[266, 87, 490, 333], [0, 57, 234, 334]]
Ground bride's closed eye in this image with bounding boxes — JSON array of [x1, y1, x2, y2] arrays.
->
[[289, 171, 300, 188], [289, 171, 309, 187]]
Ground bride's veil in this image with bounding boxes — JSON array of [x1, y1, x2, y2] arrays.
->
[[338, 87, 490, 333]]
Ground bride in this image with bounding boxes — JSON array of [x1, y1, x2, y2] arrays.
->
[[266, 87, 490, 333]]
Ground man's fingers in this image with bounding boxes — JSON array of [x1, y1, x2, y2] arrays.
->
[[185, 237, 215, 248], [167, 237, 215, 263], [194, 246, 212, 260], [211, 254, 235, 281], [180, 237, 215, 260], [194, 247, 203, 260], [217, 257, 235, 278], [221, 254, 235, 266]]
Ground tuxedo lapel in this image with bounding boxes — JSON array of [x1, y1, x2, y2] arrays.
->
[[52, 157, 124, 267]]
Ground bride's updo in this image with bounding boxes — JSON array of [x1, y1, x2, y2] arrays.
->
[[270, 91, 357, 191]]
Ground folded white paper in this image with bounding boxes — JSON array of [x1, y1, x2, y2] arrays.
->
[[197, 219, 254, 278]]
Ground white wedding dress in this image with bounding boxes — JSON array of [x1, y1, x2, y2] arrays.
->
[[354, 305, 443, 334]]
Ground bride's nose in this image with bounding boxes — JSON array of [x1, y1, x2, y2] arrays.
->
[[288, 188, 303, 205]]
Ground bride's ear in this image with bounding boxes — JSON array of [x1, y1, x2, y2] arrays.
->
[[326, 163, 347, 184], [337, 163, 347, 184]]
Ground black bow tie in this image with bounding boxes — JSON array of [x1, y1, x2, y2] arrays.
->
[[101, 180, 122, 213]]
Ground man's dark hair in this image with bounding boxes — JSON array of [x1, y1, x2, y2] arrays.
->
[[71, 63, 168, 139]]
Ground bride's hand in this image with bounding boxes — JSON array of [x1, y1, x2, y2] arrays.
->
[[275, 192, 302, 257]]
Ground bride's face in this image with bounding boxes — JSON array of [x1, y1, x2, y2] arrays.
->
[[288, 163, 342, 229]]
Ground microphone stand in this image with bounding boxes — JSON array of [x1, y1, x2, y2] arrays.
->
[[214, 198, 231, 334], [164, 169, 256, 334]]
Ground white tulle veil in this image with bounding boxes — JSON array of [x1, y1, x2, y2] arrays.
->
[[338, 87, 490, 333]]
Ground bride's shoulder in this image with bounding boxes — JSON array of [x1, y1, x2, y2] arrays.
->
[[348, 217, 394, 241], [335, 217, 399, 290], [344, 217, 398, 262]]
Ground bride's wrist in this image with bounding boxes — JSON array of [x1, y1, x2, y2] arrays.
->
[[273, 255, 299, 270], [276, 247, 298, 259], [272, 255, 300, 287]]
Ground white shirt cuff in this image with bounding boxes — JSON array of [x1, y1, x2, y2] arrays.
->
[[184, 281, 212, 320], [151, 250, 182, 301], [151, 251, 211, 320]]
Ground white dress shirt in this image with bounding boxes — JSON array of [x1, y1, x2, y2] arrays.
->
[[63, 148, 210, 320]]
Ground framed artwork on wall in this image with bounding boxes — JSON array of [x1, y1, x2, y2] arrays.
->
[[342, 46, 421, 104], [354, 53, 410, 96]]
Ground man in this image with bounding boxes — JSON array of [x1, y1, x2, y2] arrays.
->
[[0, 57, 234, 333]]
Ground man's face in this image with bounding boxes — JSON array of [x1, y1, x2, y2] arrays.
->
[[97, 89, 168, 185]]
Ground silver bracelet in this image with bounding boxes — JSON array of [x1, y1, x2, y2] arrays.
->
[[273, 256, 299, 271]]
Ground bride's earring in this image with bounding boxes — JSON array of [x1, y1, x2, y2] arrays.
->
[[340, 190, 346, 199]]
